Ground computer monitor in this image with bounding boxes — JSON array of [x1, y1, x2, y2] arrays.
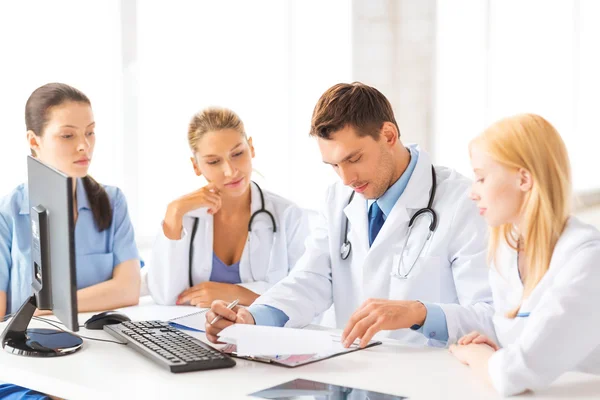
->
[[0, 156, 82, 357]]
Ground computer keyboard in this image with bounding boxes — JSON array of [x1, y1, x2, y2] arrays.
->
[[104, 320, 236, 373]]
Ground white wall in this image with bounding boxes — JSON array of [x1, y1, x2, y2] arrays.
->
[[133, 0, 350, 241], [0, 0, 124, 192], [435, 0, 600, 191], [0, 0, 351, 245], [352, 0, 436, 150], [1, 0, 599, 251]]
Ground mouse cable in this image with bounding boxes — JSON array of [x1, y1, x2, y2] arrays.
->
[[2, 313, 85, 328], [3, 314, 126, 345], [32, 316, 128, 346], [2, 314, 122, 345], [31, 316, 85, 328]]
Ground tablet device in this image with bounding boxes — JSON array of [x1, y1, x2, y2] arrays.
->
[[249, 378, 406, 399]]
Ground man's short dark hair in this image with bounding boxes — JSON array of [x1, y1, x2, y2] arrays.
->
[[310, 82, 400, 140]]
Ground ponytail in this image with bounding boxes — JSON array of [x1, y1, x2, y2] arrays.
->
[[82, 176, 112, 231]]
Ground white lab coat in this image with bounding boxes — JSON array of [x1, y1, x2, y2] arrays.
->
[[488, 217, 600, 397], [254, 145, 495, 346], [148, 183, 310, 305]]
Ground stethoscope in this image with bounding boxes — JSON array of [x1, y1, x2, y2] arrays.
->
[[188, 181, 277, 287], [340, 166, 438, 279]]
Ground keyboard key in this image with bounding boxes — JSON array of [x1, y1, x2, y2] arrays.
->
[[103, 321, 236, 373]]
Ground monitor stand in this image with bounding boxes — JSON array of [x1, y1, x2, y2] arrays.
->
[[1, 295, 83, 357]]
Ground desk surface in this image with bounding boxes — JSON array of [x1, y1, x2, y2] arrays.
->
[[1, 299, 599, 400]]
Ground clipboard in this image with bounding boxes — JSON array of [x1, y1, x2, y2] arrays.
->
[[218, 338, 382, 368]]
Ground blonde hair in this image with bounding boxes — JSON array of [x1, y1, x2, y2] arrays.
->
[[470, 114, 571, 318], [187, 107, 245, 152]]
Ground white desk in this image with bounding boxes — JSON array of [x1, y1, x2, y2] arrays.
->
[[1, 300, 599, 400]]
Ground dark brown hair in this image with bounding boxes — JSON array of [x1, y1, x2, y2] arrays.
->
[[310, 82, 400, 140], [25, 83, 112, 231]]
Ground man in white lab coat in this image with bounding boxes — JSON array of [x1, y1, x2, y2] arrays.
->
[[206, 82, 495, 347]]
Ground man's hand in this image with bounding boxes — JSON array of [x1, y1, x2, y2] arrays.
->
[[341, 299, 427, 348], [205, 300, 255, 343]]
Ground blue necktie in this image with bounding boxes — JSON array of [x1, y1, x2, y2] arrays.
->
[[368, 202, 384, 247]]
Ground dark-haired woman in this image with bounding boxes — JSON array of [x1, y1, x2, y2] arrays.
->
[[0, 83, 142, 397], [0, 82, 141, 318]]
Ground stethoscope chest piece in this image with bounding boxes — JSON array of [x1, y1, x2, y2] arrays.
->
[[340, 241, 351, 260]]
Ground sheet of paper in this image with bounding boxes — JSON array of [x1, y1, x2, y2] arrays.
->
[[168, 308, 210, 331], [218, 324, 334, 356]]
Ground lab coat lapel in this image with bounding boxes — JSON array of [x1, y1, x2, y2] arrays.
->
[[184, 208, 213, 282], [343, 190, 369, 256], [362, 147, 434, 298], [400, 146, 433, 210], [239, 182, 273, 282], [367, 146, 432, 254], [366, 204, 410, 254]]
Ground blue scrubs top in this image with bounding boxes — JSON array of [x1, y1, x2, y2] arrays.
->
[[0, 178, 141, 315], [209, 253, 242, 284]]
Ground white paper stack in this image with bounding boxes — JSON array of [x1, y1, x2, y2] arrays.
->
[[218, 324, 334, 356]]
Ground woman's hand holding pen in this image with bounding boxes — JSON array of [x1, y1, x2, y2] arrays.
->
[[205, 300, 255, 344], [163, 183, 221, 240]]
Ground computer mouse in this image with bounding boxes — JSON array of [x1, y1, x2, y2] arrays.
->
[[84, 310, 131, 330]]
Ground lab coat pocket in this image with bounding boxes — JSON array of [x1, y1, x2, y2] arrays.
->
[[389, 256, 442, 302], [76, 252, 114, 289]]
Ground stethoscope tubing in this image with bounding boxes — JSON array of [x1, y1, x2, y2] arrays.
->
[[188, 181, 276, 287], [340, 166, 438, 277]]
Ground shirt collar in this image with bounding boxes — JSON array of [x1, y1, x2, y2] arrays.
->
[[367, 146, 420, 218], [76, 178, 91, 211], [18, 185, 29, 215]]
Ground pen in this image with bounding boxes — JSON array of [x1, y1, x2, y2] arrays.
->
[[209, 299, 239, 325]]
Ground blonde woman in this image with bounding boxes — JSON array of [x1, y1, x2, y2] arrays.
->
[[148, 107, 309, 307], [449, 114, 600, 396]]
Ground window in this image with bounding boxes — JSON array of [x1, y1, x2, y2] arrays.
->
[[0, 0, 123, 194], [1, 1, 351, 245], [435, 0, 600, 192], [135, 1, 350, 239]]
